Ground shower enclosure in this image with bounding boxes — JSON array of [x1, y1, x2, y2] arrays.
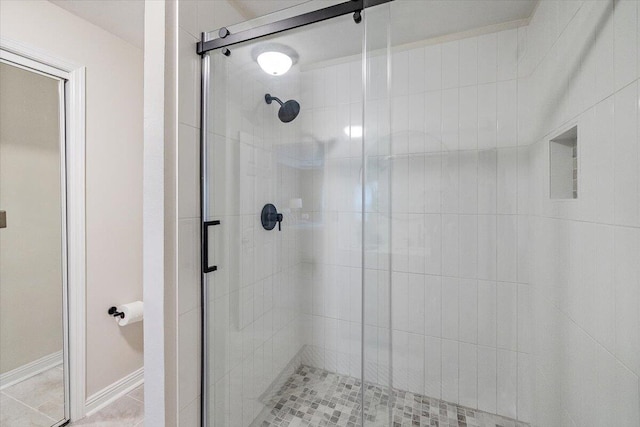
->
[[198, 0, 640, 426]]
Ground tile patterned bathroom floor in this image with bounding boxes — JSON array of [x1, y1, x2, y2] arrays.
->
[[70, 385, 144, 426], [0, 365, 143, 427], [256, 365, 529, 427], [0, 365, 65, 426]]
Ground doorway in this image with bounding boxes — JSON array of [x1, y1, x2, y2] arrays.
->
[[0, 52, 71, 427]]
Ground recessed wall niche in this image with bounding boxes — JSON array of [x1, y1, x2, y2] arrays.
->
[[549, 125, 578, 199]]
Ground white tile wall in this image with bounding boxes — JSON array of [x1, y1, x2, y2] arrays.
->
[[299, 26, 530, 423], [524, 1, 640, 426]]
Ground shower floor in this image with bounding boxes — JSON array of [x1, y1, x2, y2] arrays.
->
[[256, 365, 528, 427]]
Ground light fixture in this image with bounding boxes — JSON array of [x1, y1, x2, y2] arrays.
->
[[257, 51, 293, 76], [344, 125, 363, 138]]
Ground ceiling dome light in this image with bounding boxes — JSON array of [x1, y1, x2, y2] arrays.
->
[[257, 51, 293, 76]]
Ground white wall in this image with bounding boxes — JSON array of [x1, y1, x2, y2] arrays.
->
[[521, 0, 640, 425], [0, 62, 63, 374], [0, 0, 144, 398]]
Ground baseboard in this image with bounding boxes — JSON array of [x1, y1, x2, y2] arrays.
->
[[0, 351, 63, 390], [85, 367, 144, 416]]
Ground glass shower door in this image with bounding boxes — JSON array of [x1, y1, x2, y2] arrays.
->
[[201, 5, 393, 425]]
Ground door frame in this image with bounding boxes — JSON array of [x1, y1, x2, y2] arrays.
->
[[0, 38, 87, 422]]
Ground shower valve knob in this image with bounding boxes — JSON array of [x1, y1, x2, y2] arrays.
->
[[261, 204, 283, 231]]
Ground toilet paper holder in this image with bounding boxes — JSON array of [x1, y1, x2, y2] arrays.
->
[[108, 306, 125, 319]]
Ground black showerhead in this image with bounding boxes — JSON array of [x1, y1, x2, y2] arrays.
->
[[265, 93, 300, 123]]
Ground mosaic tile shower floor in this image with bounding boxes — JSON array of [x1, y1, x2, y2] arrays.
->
[[256, 365, 529, 427]]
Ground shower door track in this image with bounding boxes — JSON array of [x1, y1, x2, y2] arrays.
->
[[196, 0, 393, 54]]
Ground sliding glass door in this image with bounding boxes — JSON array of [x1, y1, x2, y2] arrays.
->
[[200, 3, 396, 425]]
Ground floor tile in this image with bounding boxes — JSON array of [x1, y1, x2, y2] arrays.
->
[[71, 396, 143, 426], [0, 393, 56, 427], [127, 385, 144, 403], [255, 365, 529, 427]]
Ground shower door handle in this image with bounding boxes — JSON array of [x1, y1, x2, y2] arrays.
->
[[203, 220, 220, 273], [0, 211, 5, 229]]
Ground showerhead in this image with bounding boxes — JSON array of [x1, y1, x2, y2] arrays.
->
[[265, 93, 300, 123]]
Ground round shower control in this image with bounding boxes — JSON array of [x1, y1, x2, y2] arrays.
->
[[261, 204, 283, 231]]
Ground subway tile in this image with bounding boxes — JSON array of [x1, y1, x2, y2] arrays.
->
[[407, 333, 426, 394], [497, 215, 518, 283], [594, 0, 615, 102], [613, 82, 639, 227], [497, 148, 518, 214], [178, 219, 199, 315], [478, 33, 498, 84], [459, 150, 478, 213], [497, 282, 517, 351], [178, 308, 200, 410], [442, 88, 460, 151], [478, 346, 497, 413], [424, 91, 442, 152], [178, 29, 200, 128], [179, 1, 197, 37], [459, 343, 478, 409], [497, 349, 517, 419], [408, 93, 426, 153], [408, 46, 426, 94], [442, 152, 460, 213], [459, 86, 479, 150], [425, 275, 442, 337], [459, 37, 478, 87], [442, 277, 460, 341], [425, 45, 443, 92], [407, 273, 426, 335], [441, 339, 459, 404], [459, 215, 478, 279], [425, 336, 442, 399], [614, 360, 640, 426], [424, 213, 442, 274], [407, 156, 426, 213], [478, 215, 497, 280], [442, 214, 460, 277], [497, 80, 518, 147], [517, 352, 533, 423], [478, 281, 497, 348], [442, 41, 460, 89], [517, 284, 532, 354], [459, 279, 478, 344], [392, 272, 409, 332], [613, 0, 638, 91], [478, 149, 498, 214], [497, 29, 518, 81], [178, 124, 199, 219], [478, 83, 498, 150], [614, 226, 640, 376]]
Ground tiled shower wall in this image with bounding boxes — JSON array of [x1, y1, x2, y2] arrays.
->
[[297, 27, 532, 422], [521, 0, 640, 425], [387, 28, 531, 422], [296, 58, 368, 380]]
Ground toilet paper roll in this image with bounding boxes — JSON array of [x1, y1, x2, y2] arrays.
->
[[116, 301, 144, 326]]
